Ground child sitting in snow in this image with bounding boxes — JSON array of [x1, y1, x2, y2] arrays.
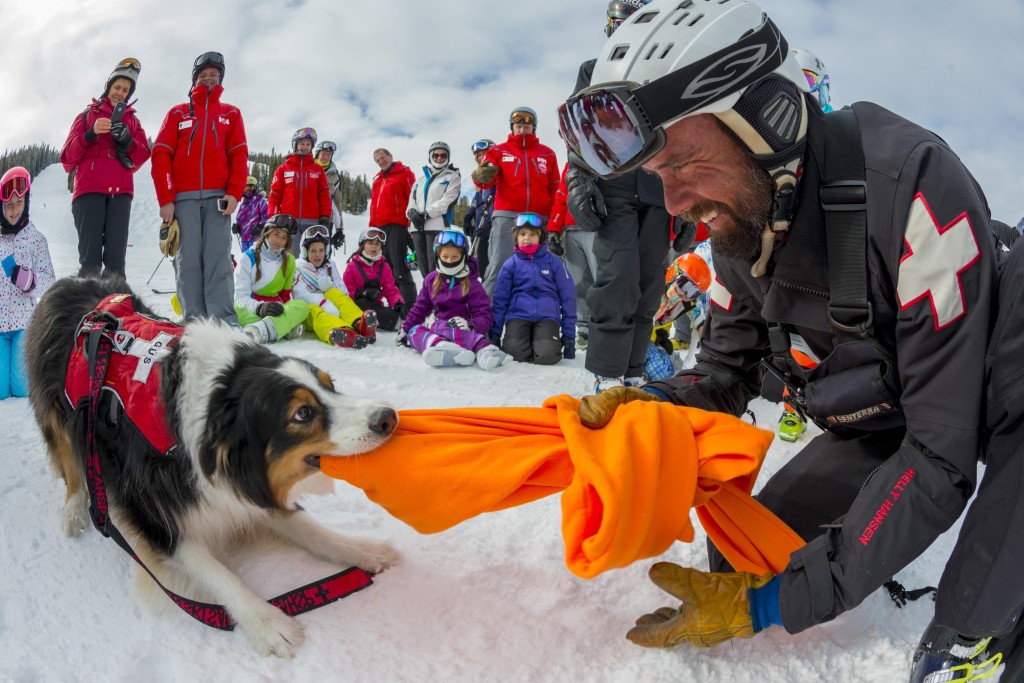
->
[[490, 212, 577, 365], [343, 227, 407, 332], [398, 229, 511, 370], [294, 225, 376, 348], [0, 167, 55, 399], [234, 214, 309, 344]]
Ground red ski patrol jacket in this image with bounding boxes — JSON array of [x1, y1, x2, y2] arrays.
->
[[370, 161, 416, 228], [268, 153, 331, 221], [476, 133, 560, 217], [151, 84, 248, 206]]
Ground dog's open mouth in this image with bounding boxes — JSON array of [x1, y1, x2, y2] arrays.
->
[[304, 454, 322, 469]]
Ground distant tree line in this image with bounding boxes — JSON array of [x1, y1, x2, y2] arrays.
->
[[249, 150, 372, 215], [0, 144, 60, 181]]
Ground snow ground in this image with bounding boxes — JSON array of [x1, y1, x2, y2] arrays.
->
[[0, 165, 970, 682]]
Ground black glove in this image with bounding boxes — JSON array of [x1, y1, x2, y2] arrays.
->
[[566, 165, 607, 231], [231, 222, 241, 235], [319, 216, 331, 228], [410, 211, 427, 229], [395, 329, 409, 347], [561, 335, 575, 360], [256, 301, 285, 317], [547, 232, 565, 257], [394, 302, 409, 319], [331, 230, 345, 249], [110, 121, 132, 148], [488, 331, 502, 346], [673, 218, 698, 253]]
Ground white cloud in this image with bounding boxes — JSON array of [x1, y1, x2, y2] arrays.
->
[[3, 0, 1021, 219]]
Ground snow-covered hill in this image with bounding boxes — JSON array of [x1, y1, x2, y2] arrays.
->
[[0, 164, 973, 682]]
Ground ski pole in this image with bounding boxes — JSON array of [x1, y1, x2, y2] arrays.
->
[[145, 255, 166, 286]]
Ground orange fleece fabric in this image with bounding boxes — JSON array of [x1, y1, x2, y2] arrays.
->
[[321, 394, 804, 578]]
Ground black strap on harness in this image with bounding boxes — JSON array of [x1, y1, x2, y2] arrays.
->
[[79, 319, 372, 631]]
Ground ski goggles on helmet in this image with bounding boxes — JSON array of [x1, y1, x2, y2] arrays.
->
[[433, 230, 468, 249], [670, 273, 704, 302], [558, 17, 787, 178], [1, 176, 29, 203], [514, 213, 544, 229], [470, 139, 494, 153], [363, 228, 387, 244], [265, 213, 298, 235], [510, 111, 536, 126], [292, 127, 317, 142], [194, 52, 225, 71], [318, 141, 337, 153], [302, 225, 330, 246], [116, 57, 142, 73]]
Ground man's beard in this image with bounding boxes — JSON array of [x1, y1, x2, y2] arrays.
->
[[681, 161, 772, 260]]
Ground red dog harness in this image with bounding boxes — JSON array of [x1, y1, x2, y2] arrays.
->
[[67, 294, 372, 630]]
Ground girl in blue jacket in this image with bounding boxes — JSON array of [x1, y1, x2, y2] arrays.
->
[[490, 213, 577, 364]]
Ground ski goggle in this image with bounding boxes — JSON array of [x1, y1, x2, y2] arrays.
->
[[318, 141, 337, 153], [265, 214, 298, 234], [116, 57, 142, 73], [670, 274, 704, 302], [293, 127, 317, 142], [433, 230, 468, 249], [558, 16, 787, 178], [515, 213, 544, 229], [470, 139, 493, 153], [363, 228, 387, 244], [510, 112, 536, 126], [194, 51, 225, 71], [1, 176, 28, 203], [305, 224, 330, 239], [604, 17, 626, 37]]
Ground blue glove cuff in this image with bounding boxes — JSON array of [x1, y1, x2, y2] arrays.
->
[[640, 386, 669, 401], [749, 574, 782, 633]]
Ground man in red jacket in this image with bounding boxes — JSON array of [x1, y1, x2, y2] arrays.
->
[[471, 106, 560, 297], [151, 52, 248, 324], [268, 127, 332, 257], [370, 148, 417, 305]]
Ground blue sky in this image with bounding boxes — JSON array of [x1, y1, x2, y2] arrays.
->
[[4, 0, 1022, 220]]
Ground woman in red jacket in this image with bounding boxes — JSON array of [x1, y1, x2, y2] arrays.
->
[[268, 127, 332, 257], [59, 58, 151, 277]]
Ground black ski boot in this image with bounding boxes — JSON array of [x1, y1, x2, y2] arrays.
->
[[909, 619, 1001, 682]]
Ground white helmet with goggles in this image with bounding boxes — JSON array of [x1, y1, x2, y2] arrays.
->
[[791, 48, 833, 113], [559, 0, 810, 274]]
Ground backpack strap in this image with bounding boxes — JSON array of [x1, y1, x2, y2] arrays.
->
[[820, 108, 871, 340]]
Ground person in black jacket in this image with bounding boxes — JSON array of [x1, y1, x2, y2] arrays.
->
[[562, 2, 999, 680], [463, 139, 497, 280]]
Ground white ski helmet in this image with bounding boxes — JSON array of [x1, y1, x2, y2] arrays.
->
[[428, 141, 451, 171], [791, 48, 832, 113]]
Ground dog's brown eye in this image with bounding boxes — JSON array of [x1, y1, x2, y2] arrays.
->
[[293, 405, 315, 423]]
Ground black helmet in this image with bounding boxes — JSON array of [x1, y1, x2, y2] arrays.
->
[[192, 51, 225, 85]]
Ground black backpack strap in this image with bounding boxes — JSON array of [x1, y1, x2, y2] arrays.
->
[[820, 109, 871, 340]]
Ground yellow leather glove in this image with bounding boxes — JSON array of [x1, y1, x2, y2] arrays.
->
[[578, 385, 663, 429], [626, 562, 774, 648], [471, 163, 499, 186], [159, 219, 180, 258]]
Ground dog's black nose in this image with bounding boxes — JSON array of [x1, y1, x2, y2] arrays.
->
[[370, 408, 398, 435]]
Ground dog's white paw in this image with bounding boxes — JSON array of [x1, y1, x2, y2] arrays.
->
[[347, 541, 401, 574], [238, 604, 305, 658], [61, 490, 89, 537]]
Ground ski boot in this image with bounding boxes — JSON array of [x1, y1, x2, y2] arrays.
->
[[329, 327, 372, 349], [355, 310, 378, 343], [423, 341, 475, 367], [284, 323, 305, 340], [778, 410, 807, 443], [909, 619, 1001, 683], [594, 375, 625, 394]]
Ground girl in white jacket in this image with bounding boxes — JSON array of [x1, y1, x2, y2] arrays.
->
[[406, 141, 461, 278], [294, 225, 377, 348]]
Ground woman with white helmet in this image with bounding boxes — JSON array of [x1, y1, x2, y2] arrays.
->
[[406, 141, 461, 277], [565, 3, 1000, 680]]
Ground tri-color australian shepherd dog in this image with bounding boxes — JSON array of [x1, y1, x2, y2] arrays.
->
[[25, 276, 400, 657]]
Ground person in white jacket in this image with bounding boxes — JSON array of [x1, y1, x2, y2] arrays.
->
[[406, 141, 461, 277], [293, 225, 377, 348], [233, 215, 308, 344]]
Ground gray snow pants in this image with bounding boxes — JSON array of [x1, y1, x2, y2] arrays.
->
[[584, 196, 670, 378], [563, 229, 597, 336], [173, 197, 237, 325]]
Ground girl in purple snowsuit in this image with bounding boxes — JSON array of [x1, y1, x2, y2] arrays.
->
[[398, 230, 511, 370], [233, 176, 268, 250]]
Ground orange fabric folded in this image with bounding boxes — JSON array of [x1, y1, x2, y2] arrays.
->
[[321, 394, 805, 578]]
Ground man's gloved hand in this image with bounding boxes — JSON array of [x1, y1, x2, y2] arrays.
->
[[566, 165, 607, 231], [256, 301, 285, 317], [626, 563, 775, 649], [231, 222, 241, 235], [471, 163, 499, 186], [319, 216, 331, 228], [578, 385, 663, 429], [110, 121, 132, 148], [673, 218, 698, 253], [447, 316, 471, 330], [330, 229, 345, 249], [561, 335, 575, 360], [547, 232, 565, 257], [159, 218, 180, 257], [395, 328, 409, 347]]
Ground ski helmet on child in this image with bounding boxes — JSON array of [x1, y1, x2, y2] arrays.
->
[[357, 227, 387, 247], [791, 48, 832, 113], [102, 57, 141, 100], [192, 51, 225, 85], [300, 224, 330, 260], [470, 139, 495, 155], [0, 166, 31, 234], [510, 106, 538, 131], [428, 141, 451, 171], [433, 229, 469, 276], [605, 0, 651, 36], [291, 127, 318, 154], [511, 212, 546, 241], [655, 252, 712, 324]]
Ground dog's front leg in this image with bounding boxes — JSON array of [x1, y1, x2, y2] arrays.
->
[[265, 511, 400, 574], [174, 539, 305, 657]]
